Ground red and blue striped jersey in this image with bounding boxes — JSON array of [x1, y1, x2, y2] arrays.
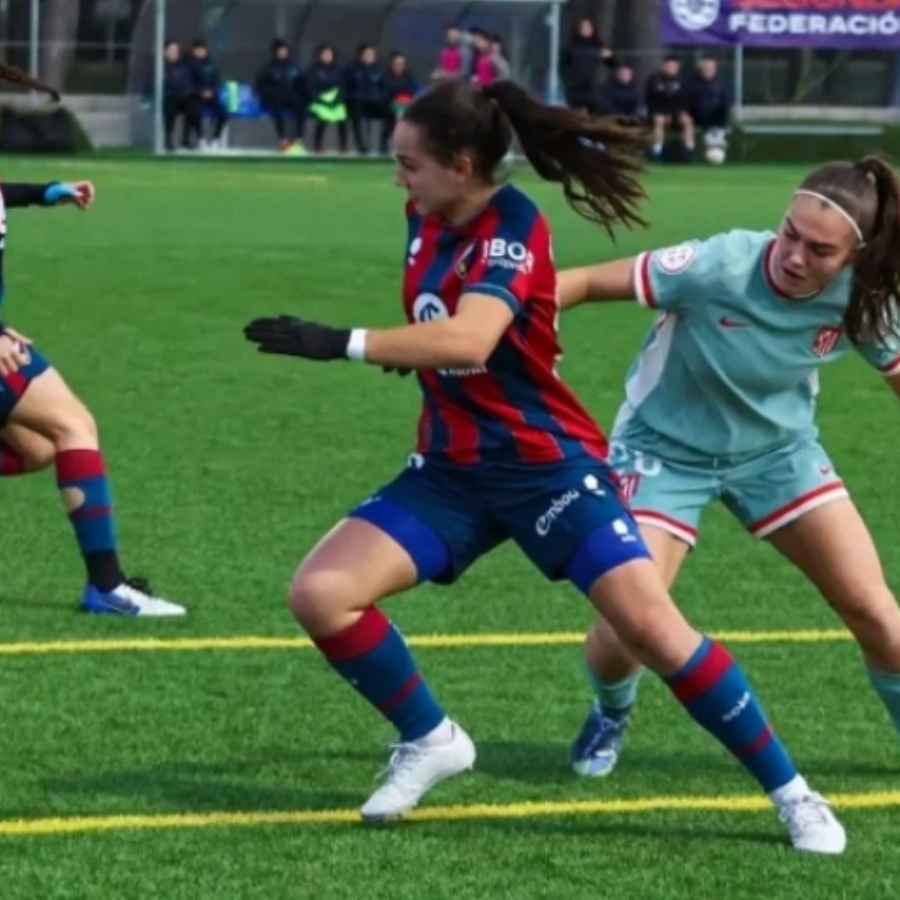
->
[[403, 184, 608, 465]]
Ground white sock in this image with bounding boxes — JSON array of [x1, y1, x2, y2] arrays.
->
[[416, 717, 454, 747], [769, 774, 810, 807]]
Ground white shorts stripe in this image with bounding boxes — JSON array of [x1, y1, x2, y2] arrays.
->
[[749, 482, 848, 539], [634, 510, 698, 548]]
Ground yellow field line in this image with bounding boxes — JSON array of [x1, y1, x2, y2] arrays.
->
[[1, 790, 896, 837], [0, 629, 851, 656]]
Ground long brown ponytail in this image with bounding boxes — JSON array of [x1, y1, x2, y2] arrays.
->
[[0, 61, 60, 103]]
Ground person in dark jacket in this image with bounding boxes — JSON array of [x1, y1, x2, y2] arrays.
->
[[255, 40, 306, 151], [599, 64, 641, 119], [162, 41, 192, 151], [185, 39, 228, 150], [382, 52, 418, 142], [645, 55, 695, 161], [562, 18, 614, 113], [307, 44, 348, 153], [689, 58, 731, 132], [345, 44, 388, 155]]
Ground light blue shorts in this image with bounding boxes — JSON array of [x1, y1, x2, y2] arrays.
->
[[609, 436, 848, 547]]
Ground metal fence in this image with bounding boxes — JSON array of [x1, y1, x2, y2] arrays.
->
[[129, 0, 564, 103], [0, 1, 895, 109]]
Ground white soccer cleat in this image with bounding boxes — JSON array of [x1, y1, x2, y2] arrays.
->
[[80, 577, 187, 617], [778, 791, 847, 854], [360, 721, 476, 822]]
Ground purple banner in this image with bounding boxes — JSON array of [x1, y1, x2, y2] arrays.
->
[[661, 0, 900, 49]]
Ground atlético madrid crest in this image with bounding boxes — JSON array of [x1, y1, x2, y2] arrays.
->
[[669, 0, 720, 31], [812, 325, 843, 357]]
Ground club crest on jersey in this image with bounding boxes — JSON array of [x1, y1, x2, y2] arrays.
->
[[812, 325, 843, 357], [412, 293, 449, 323], [455, 242, 477, 279], [656, 243, 696, 274]]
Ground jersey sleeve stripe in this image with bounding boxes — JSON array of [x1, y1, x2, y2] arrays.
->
[[879, 354, 900, 377], [634, 253, 655, 308], [463, 283, 520, 315]]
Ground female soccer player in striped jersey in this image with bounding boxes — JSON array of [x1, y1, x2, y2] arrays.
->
[[0, 64, 185, 617], [559, 156, 900, 792], [244, 77, 843, 853]]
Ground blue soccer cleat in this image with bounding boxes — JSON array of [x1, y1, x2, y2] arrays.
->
[[80, 577, 186, 617], [570, 700, 630, 777]]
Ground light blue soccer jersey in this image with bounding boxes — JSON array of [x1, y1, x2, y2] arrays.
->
[[613, 229, 900, 463]]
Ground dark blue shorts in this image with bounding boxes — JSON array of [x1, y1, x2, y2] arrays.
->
[[349, 453, 650, 596], [0, 344, 50, 426]]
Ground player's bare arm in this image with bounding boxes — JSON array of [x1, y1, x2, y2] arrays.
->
[[359, 293, 514, 369], [557, 256, 638, 311], [244, 293, 515, 371]]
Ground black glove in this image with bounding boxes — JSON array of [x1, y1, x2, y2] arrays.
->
[[382, 366, 413, 377], [244, 315, 350, 361]]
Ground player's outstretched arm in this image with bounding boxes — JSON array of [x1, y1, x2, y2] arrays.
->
[[1, 181, 94, 210], [557, 257, 638, 312], [244, 293, 514, 370]]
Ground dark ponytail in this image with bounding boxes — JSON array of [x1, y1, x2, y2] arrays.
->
[[797, 155, 900, 344], [481, 80, 649, 237], [849, 156, 900, 345], [0, 61, 60, 102], [403, 78, 649, 239]]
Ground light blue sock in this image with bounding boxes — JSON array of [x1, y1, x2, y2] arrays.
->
[[588, 666, 645, 715], [867, 664, 900, 737]]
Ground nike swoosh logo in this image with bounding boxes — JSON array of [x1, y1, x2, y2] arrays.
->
[[719, 316, 750, 328]]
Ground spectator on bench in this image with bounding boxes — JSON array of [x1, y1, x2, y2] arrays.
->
[[489, 34, 512, 81], [307, 44, 348, 154], [382, 51, 418, 139], [689, 57, 731, 158], [255, 39, 307, 153], [345, 43, 389, 156], [562, 18, 615, 114], [645, 55, 695, 161], [599, 64, 641, 119], [432, 24, 473, 81], [186, 39, 228, 151], [162, 40, 192, 152], [470, 28, 501, 87]]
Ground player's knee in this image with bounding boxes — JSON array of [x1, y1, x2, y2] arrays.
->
[[839, 584, 900, 648], [288, 568, 365, 632], [33, 398, 98, 448], [595, 588, 696, 673], [23, 441, 56, 472]]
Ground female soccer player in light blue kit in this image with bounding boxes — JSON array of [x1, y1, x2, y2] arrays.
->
[[558, 156, 900, 789]]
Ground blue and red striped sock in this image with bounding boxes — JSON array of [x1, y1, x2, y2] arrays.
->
[[667, 636, 797, 793], [314, 607, 446, 742], [55, 449, 124, 592]]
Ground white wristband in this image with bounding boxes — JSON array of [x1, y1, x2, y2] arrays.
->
[[346, 328, 368, 361]]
